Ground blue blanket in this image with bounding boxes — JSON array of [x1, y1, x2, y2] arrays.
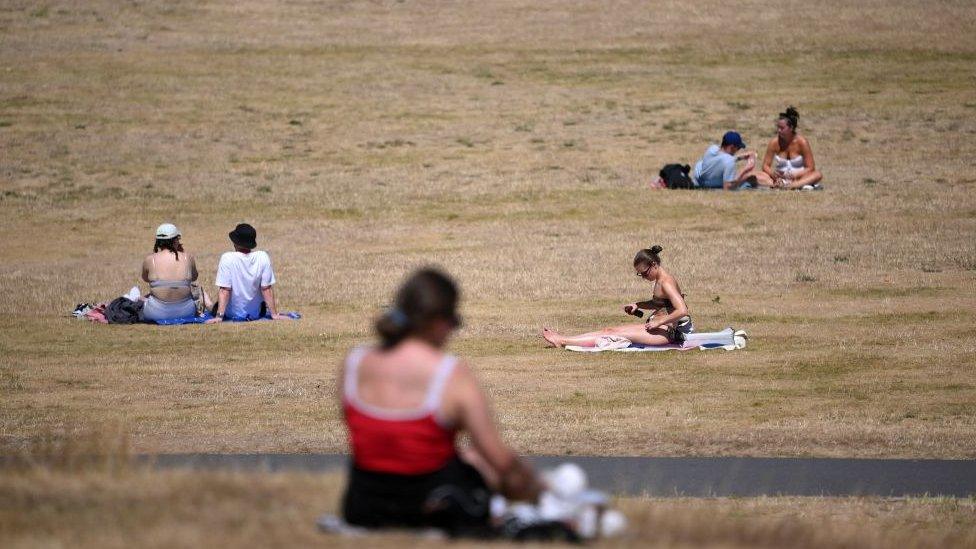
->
[[151, 311, 301, 325]]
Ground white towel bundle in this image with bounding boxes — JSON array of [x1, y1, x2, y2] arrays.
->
[[493, 463, 627, 539]]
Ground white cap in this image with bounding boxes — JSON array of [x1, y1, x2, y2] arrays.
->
[[155, 223, 180, 239]]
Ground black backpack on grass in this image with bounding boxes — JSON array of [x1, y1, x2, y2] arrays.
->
[[660, 164, 694, 189]]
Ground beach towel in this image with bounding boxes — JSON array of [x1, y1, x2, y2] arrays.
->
[[151, 311, 302, 325], [565, 328, 746, 352]]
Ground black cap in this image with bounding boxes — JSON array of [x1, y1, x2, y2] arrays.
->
[[229, 223, 257, 249]]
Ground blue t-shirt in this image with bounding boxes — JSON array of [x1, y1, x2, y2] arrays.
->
[[692, 144, 737, 189]]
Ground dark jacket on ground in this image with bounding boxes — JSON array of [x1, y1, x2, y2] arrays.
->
[[104, 297, 144, 324]]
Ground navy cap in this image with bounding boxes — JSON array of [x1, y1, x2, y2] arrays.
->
[[721, 131, 746, 149]]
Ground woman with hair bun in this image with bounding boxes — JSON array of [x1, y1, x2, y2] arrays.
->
[[340, 268, 542, 535], [542, 245, 693, 348], [757, 106, 823, 190]]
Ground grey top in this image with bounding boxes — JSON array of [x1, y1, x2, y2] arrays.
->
[[149, 279, 191, 289], [692, 144, 736, 189]]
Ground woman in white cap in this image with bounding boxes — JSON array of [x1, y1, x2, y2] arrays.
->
[[140, 223, 199, 321]]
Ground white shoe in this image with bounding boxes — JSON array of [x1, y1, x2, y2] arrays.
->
[[733, 329, 748, 349]]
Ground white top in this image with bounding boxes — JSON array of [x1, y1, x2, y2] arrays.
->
[[343, 346, 457, 425], [215, 250, 276, 319], [774, 154, 805, 177]]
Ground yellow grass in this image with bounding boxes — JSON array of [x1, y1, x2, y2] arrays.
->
[[0, 433, 969, 548], [2, 463, 974, 548], [1, 0, 975, 459]]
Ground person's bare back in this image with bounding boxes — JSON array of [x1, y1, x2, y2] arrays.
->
[[353, 340, 448, 413], [143, 250, 197, 302]]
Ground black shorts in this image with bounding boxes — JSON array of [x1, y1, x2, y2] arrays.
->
[[342, 456, 493, 537]]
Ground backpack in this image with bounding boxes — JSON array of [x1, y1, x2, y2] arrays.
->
[[659, 164, 694, 189]]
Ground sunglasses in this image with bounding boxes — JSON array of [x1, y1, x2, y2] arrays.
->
[[636, 265, 653, 278]]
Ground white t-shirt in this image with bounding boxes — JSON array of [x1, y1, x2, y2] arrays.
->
[[215, 250, 276, 319]]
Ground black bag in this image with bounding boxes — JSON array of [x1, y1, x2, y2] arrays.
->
[[105, 297, 144, 324], [659, 164, 694, 189]]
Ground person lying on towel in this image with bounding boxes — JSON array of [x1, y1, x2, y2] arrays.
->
[[340, 268, 543, 536], [542, 245, 694, 348]]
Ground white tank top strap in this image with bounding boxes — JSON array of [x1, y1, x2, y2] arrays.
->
[[343, 346, 371, 399], [423, 355, 458, 411]]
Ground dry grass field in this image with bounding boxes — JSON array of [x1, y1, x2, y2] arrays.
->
[[5, 468, 976, 548], [2, 0, 975, 463], [2, 441, 975, 549], [3, 1, 976, 546]]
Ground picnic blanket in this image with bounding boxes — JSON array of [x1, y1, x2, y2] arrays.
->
[[151, 311, 302, 325], [565, 328, 746, 353]]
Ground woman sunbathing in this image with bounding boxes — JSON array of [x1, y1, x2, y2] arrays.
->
[[756, 106, 823, 190], [340, 268, 542, 535], [140, 223, 199, 322], [542, 245, 694, 348]]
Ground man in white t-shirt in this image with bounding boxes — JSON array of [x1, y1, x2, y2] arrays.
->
[[206, 223, 292, 323]]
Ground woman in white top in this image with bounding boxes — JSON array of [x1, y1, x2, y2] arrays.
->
[[140, 223, 199, 321], [758, 106, 823, 190]]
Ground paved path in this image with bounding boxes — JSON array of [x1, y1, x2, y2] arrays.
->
[[144, 454, 976, 498]]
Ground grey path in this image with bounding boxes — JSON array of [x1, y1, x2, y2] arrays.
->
[[144, 454, 976, 498]]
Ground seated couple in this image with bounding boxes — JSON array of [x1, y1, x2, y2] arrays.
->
[[693, 106, 823, 190], [140, 222, 292, 323], [542, 245, 692, 348]]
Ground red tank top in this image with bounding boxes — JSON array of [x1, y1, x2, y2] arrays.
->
[[343, 347, 458, 475]]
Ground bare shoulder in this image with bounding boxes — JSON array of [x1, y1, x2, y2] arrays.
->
[[450, 358, 475, 380], [447, 358, 481, 393], [661, 271, 685, 295], [660, 270, 679, 287]]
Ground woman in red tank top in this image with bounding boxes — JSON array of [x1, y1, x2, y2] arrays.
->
[[340, 269, 542, 535]]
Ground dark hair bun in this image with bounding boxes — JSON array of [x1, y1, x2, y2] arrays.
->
[[650, 245, 663, 254], [375, 311, 409, 348], [780, 106, 800, 128], [375, 268, 459, 349]]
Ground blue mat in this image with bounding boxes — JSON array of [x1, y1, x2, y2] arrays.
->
[[151, 311, 301, 325]]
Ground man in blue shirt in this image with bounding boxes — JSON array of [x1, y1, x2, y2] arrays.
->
[[692, 131, 758, 190]]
